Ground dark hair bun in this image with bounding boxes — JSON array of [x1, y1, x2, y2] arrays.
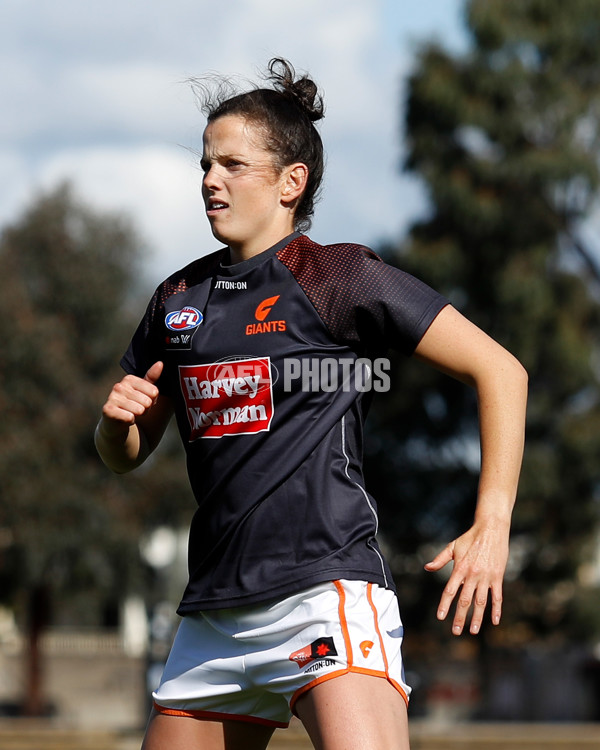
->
[[267, 57, 325, 122]]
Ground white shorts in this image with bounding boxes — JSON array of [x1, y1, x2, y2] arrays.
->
[[153, 579, 411, 728]]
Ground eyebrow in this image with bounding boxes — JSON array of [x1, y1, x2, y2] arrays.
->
[[201, 151, 246, 163]]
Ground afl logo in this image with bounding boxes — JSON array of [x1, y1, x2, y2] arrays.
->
[[165, 307, 203, 331]]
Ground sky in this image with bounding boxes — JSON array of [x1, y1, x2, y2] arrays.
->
[[1, 0, 468, 284]]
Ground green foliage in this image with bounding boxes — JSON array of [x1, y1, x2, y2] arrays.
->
[[368, 0, 600, 642], [0, 183, 193, 624]]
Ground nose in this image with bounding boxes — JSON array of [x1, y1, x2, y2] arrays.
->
[[202, 163, 222, 192]]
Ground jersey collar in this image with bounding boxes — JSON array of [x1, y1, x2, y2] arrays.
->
[[219, 232, 301, 277]]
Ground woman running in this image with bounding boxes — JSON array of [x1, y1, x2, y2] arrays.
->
[[95, 58, 527, 750]]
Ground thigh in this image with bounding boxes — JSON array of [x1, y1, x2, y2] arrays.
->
[[152, 612, 292, 728], [295, 672, 410, 750], [141, 708, 275, 750]]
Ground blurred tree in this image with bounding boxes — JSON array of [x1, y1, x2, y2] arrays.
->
[[367, 0, 600, 663], [0, 183, 193, 715]]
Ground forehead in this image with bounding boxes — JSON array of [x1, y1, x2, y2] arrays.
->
[[202, 115, 269, 156]]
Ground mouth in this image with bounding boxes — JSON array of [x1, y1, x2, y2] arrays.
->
[[206, 198, 229, 215]]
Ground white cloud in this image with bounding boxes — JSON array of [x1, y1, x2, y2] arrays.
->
[[0, 151, 33, 229], [2, 0, 391, 142], [37, 145, 217, 284], [2, 0, 464, 282], [0, 61, 189, 145]]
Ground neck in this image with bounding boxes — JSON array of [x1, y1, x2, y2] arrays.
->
[[228, 227, 296, 265]]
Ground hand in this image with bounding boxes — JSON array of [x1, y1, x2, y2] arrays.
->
[[100, 362, 164, 435], [424, 519, 510, 636]]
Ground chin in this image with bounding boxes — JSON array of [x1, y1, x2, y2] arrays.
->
[[208, 224, 230, 246]]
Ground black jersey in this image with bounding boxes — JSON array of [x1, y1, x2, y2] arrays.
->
[[122, 233, 448, 613]]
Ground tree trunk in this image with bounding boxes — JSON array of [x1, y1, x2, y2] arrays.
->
[[22, 583, 51, 716]]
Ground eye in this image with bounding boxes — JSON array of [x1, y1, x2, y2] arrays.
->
[[225, 158, 244, 170], [200, 158, 210, 173]]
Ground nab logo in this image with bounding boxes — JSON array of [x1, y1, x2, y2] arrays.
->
[[165, 307, 203, 331], [246, 295, 287, 335]]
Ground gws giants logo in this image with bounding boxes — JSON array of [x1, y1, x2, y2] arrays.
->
[[246, 295, 287, 335], [179, 357, 274, 440], [165, 306, 203, 350]]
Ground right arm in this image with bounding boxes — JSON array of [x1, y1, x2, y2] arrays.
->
[[95, 361, 173, 474]]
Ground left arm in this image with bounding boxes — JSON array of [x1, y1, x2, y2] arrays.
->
[[414, 304, 528, 635]]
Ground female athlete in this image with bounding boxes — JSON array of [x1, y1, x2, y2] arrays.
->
[[95, 58, 528, 750]]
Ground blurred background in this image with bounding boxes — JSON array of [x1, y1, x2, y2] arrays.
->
[[2, 0, 600, 744]]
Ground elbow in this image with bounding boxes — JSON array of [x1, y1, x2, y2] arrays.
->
[[97, 453, 139, 475], [472, 347, 528, 400], [510, 353, 528, 390], [500, 351, 529, 404]]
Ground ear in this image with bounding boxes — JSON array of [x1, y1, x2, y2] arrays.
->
[[280, 163, 309, 207]]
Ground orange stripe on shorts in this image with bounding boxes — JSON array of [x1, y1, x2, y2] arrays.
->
[[333, 580, 353, 667]]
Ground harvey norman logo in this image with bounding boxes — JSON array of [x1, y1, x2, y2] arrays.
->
[[179, 357, 274, 440]]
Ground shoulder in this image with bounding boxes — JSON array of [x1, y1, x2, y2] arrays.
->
[[159, 246, 226, 295], [276, 234, 382, 283], [150, 247, 226, 309], [276, 234, 448, 353], [277, 234, 379, 262], [275, 235, 393, 347]]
